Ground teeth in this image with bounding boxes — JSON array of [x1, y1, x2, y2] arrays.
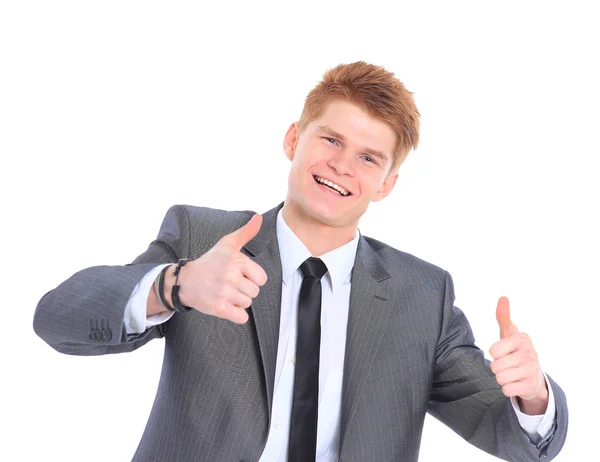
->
[[315, 176, 349, 196]]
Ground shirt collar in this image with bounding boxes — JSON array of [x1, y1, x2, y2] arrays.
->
[[276, 209, 360, 293]]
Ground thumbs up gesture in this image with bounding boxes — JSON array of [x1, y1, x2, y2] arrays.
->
[[172, 214, 268, 324], [489, 297, 549, 414]]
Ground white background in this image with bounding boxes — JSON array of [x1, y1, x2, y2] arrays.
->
[[1, 1, 598, 461]]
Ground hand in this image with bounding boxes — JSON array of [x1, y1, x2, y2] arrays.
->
[[174, 214, 268, 324], [489, 296, 548, 413]]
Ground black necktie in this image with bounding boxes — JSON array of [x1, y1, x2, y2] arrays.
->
[[288, 257, 328, 462]]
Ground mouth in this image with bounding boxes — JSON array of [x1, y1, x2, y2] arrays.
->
[[313, 175, 352, 197]]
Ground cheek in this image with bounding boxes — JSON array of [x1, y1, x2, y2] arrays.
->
[[288, 159, 309, 190], [361, 179, 389, 202], [301, 141, 329, 163]]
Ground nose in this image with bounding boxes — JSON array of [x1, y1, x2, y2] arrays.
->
[[327, 150, 355, 177]]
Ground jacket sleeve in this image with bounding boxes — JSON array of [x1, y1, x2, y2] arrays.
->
[[33, 205, 191, 356], [427, 271, 568, 461]]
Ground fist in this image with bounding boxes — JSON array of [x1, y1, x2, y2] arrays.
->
[[175, 214, 268, 324], [489, 297, 547, 405]]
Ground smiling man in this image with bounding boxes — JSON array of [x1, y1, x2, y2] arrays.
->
[[33, 62, 568, 461], [281, 99, 399, 257]]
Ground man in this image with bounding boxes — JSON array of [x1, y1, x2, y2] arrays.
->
[[33, 62, 568, 461]]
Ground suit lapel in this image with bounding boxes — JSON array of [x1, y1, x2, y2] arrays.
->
[[339, 237, 396, 450], [242, 203, 284, 419], [241, 204, 396, 439]]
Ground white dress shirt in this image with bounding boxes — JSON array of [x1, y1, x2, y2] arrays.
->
[[124, 210, 556, 460]]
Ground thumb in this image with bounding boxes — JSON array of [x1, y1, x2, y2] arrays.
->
[[496, 296, 518, 339], [218, 214, 263, 250]]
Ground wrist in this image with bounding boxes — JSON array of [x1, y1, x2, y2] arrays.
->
[[171, 259, 193, 313], [162, 264, 177, 308], [147, 264, 176, 317], [518, 386, 549, 415]]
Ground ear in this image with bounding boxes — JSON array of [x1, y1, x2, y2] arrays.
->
[[372, 172, 398, 202], [283, 122, 299, 161]]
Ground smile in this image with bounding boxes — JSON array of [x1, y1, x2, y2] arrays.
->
[[313, 175, 351, 196]]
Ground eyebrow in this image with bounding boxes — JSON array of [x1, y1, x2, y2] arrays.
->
[[317, 125, 389, 162]]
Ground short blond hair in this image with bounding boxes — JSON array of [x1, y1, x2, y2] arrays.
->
[[299, 61, 420, 172]]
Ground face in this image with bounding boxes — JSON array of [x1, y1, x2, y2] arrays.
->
[[283, 99, 398, 230]]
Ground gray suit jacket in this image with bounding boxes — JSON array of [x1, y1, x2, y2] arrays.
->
[[33, 203, 568, 461]]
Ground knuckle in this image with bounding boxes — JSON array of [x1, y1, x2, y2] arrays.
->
[[252, 265, 267, 285], [490, 346, 502, 359], [213, 304, 224, 317], [229, 273, 242, 288], [490, 361, 498, 374], [217, 286, 230, 300], [259, 273, 268, 285], [519, 332, 531, 343], [496, 373, 508, 385], [239, 295, 251, 308], [236, 311, 249, 324], [214, 301, 229, 318]]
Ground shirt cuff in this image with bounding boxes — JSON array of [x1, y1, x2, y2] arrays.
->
[[511, 372, 556, 444], [123, 263, 174, 335]]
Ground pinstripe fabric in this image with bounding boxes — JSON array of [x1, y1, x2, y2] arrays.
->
[[33, 203, 568, 461]]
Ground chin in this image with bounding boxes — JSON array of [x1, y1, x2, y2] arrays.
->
[[305, 201, 357, 228]]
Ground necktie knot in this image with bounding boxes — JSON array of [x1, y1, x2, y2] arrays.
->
[[300, 257, 328, 280]]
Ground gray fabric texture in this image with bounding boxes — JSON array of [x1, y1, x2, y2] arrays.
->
[[33, 202, 568, 461]]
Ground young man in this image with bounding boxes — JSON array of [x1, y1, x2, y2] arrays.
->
[[33, 62, 568, 461]]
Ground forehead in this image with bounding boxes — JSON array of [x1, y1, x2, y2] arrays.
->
[[308, 100, 397, 157]]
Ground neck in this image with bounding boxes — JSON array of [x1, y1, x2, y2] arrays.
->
[[281, 200, 358, 256]]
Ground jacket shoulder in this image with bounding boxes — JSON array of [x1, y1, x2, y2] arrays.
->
[[166, 204, 256, 257], [362, 235, 448, 282], [176, 204, 254, 227]]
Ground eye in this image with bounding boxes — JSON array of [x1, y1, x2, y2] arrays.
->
[[323, 137, 339, 146], [361, 154, 376, 164]]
